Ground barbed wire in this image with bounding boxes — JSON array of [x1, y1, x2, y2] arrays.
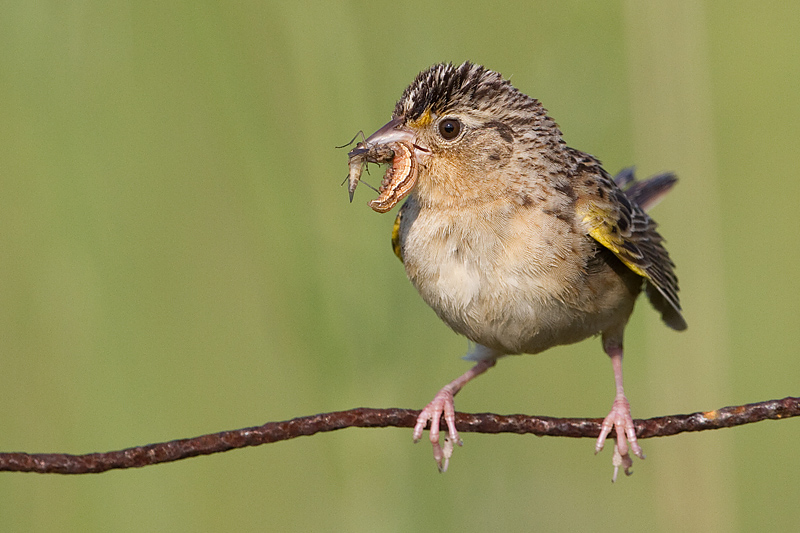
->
[[1, 396, 797, 474]]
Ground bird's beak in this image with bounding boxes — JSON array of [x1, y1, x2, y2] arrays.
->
[[347, 117, 427, 212], [364, 117, 415, 145]]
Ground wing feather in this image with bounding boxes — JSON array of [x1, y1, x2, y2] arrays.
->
[[574, 154, 687, 330]]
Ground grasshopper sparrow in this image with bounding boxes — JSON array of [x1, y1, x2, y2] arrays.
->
[[347, 62, 686, 480]]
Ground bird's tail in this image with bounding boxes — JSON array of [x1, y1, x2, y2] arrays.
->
[[613, 167, 678, 212]]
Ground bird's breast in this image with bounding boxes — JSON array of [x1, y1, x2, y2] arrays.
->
[[397, 196, 626, 354]]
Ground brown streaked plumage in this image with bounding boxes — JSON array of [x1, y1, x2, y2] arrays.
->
[[347, 61, 686, 480]]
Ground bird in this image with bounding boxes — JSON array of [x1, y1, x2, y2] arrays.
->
[[346, 61, 686, 480]]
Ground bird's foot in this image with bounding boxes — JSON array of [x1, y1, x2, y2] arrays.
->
[[411, 358, 496, 472], [595, 394, 644, 482], [413, 386, 462, 473]]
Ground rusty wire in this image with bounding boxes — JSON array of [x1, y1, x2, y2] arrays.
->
[[1, 396, 797, 474]]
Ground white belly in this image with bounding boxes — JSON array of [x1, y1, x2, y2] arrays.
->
[[398, 199, 635, 355]]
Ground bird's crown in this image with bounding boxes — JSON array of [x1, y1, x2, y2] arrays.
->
[[393, 62, 544, 125]]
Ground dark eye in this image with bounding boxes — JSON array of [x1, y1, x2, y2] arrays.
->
[[438, 118, 461, 140]]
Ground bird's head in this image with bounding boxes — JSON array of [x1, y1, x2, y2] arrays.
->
[[349, 62, 565, 212]]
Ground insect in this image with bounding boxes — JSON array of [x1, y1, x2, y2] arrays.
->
[[347, 140, 418, 213]]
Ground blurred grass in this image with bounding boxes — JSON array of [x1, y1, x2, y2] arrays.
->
[[0, 1, 799, 531]]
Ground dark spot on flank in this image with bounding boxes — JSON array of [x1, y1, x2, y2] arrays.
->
[[521, 194, 533, 207], [543, 208, 571, 223], [489, 154, 500, 161], [554, 181, 576, 200]]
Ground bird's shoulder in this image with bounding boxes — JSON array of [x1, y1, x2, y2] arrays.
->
[[391, 201, 408, 262]]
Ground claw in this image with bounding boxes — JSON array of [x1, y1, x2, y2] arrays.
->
[[413, 386, 462, 472], [412, 358, 497, 472], [610, 439, 634, 482], [441, 437, 454, 473], [597, 394, 644, 481]]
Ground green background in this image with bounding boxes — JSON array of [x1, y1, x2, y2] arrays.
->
[[1, 2, 798, 531]]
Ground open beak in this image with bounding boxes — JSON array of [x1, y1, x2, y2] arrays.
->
[[347, 117, 427, 212]]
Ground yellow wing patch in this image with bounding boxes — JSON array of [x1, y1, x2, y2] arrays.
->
[[574, 159, 685, 330], [580, 204, 648, 278], [391, 208, 404, 262]]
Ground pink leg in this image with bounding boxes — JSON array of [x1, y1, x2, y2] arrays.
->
[[595, 339, 644, 482], [413, 358, 496, 472]]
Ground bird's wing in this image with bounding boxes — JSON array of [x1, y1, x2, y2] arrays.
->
[[574, 154, 687, 330], [391, 201, 408, 263]]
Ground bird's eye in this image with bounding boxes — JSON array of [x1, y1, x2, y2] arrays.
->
[[438, 118, 461, 140]]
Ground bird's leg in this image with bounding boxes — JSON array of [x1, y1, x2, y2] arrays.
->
[[413, 357, 496, 472], [595, 338, 644, 482]]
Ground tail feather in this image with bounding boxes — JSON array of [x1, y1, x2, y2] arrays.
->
[[613, 167, 678, 212]]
